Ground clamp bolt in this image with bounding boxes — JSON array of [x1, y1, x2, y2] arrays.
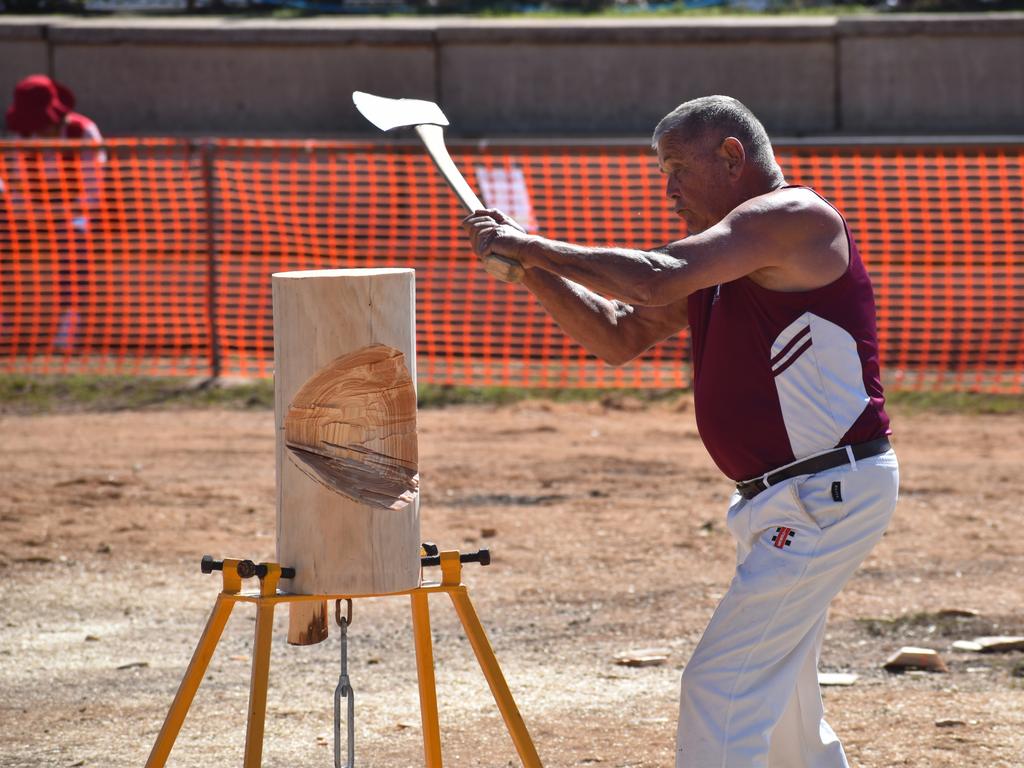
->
[[200, 555, 295, 579], [420, 548, 490, 568]]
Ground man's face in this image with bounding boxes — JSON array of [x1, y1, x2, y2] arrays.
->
[[656, 132, 733, 235]]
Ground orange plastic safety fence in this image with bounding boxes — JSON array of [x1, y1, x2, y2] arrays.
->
[[1, 139, 210, 377], [782, 146, 1024, 394], [2, 139, 1022, 392]]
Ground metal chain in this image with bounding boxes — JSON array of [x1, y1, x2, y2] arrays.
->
[[334, 598, 355, 768]]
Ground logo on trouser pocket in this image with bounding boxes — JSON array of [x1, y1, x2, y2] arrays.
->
[[770, 527, 795, 549]]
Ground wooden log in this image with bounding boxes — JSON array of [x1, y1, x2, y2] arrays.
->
[[273, 269, 421, 645]]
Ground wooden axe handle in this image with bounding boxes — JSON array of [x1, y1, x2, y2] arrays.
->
[[414, 124, 525, 284]]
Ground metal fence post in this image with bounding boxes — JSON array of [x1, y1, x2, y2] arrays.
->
[[200, 140, 222, 380]]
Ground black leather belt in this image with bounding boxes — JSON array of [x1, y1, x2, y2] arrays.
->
[[735, 437, 891, 501]]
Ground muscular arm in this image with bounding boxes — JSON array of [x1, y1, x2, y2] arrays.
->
[[466, 188, 849, 305], [520, 269, 687, 366]]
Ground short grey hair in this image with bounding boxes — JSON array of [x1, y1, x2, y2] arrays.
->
[[651, 95, 780, 178]]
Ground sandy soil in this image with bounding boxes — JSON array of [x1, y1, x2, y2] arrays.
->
[[1, 399, 1022, 768]]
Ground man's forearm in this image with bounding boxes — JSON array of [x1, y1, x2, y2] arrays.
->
[[520, 236, 680, 306], [520, 269, 641, 366]]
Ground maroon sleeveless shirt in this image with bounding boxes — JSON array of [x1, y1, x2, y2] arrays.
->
[[688, 188, 891, 482]]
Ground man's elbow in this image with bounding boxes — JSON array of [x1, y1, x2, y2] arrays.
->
[[594, 337, 646, 367], [597, 349, 636, 367]]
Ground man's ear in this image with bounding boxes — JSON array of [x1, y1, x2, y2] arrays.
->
[[719, 137, 746, 179]]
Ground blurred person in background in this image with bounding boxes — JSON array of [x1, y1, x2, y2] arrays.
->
[[5, 74, 104, 352]]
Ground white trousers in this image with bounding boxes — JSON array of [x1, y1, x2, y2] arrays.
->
[[676, 449, 899, 768]]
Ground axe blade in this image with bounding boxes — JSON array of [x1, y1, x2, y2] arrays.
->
[[352, 91, 450, 132], [351, 90, 526, 284]]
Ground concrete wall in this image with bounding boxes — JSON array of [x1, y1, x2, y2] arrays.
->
[[837, 16, 1024, 134], [436, 21, 836, 137], [0, 19, 50, 122], [0, 14, 1022, 138], [46, 20, 438, 135]]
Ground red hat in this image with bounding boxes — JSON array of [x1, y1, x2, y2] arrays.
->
[[5, 75, 75, 137]]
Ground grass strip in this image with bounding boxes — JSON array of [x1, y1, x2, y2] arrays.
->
[[0, 374, 1021, 415]]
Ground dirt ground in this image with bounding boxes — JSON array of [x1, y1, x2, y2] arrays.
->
[[1, 398, 1023, 768]]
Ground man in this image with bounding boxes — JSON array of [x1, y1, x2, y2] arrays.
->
[[463, 95, 898, 767], [5, 74, 104, 352]]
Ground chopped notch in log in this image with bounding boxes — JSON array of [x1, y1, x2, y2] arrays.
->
[[285, 344, 418, 511]]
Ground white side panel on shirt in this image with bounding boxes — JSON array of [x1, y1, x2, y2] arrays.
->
[[771, 312, 869, 460]]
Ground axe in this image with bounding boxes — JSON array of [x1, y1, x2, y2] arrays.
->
[[352, 91, 525, 283]]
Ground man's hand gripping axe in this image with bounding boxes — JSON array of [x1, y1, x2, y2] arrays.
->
[[352, 91, 525, 283]]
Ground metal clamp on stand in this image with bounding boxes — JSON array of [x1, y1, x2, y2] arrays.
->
[[419, 546, 490, 568], [420, 544, 490, 587], [201, 555, 296, 581], [199, 555, 295, 597]]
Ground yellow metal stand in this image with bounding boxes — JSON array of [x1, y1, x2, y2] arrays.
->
[[145, 551, 542, 768]]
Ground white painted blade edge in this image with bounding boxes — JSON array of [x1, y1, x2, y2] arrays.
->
[[352, 91, 449, 132]]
